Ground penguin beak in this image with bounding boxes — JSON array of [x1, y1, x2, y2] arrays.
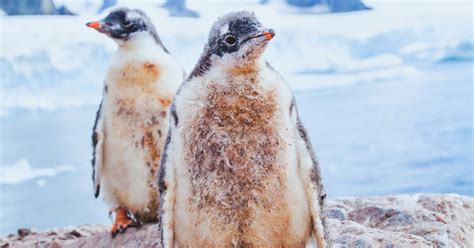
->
[[262, 29, 276, 41], [86, 21, 103, 30], [86, 20, 113, 36], [247, 29, 276, 42]]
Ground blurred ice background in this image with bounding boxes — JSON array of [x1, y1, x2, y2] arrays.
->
[[0, 0, 472, 235]]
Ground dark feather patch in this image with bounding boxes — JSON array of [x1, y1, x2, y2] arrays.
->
[[188, 49, 213, 79], [170, 103, 179, 126], [158, 131, 172, 194], [157, 126, 173, 246], [91, 100, 103, 198], [295, 108, 326, 206], [101, 8, 170, 53], [294, 107, 329, 242], [289, 97, 296, 115], [187, 11, 262, 80]]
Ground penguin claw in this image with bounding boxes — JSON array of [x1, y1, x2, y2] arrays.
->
[[111, 219, 135, 237], [110, 207, 136, 237]]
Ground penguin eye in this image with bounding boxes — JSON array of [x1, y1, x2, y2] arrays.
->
[[123, 20, 132, 27], [224, 35, 237, 46]]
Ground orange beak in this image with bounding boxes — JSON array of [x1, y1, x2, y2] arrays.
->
[[86, 21, 102, 30], [263, 31, 275, 41]]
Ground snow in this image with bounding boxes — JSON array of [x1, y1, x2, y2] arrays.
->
[[0, 159, 75, 185], [1, 1, 472, 114], [53, 0, 102, 15]]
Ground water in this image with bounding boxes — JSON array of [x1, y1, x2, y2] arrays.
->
[[0, 61, 472, 235], [297, 62, 473, 197]]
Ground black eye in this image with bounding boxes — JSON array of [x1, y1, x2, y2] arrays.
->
[[224, 35, 237, 46], [123, 20, 132, 27]]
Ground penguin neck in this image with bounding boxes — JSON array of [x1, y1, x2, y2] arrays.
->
[[107, 32, 168, 94], [217, 56, 265, 77], [116, 32, 165, 53], [226, 64, 259, 75]]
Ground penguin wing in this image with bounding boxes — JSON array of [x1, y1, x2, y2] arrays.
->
[[158, 104, 178, 248], [291, 99, 328, 247], [91, 99, 104, 198]]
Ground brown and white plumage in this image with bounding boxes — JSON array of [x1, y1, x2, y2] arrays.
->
[[89, 7, 183, 234], [158, 11, 327, 247]]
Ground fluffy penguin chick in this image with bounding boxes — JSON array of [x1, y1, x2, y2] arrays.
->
[[158, 11, 327, 247], [87, 7, 183, 235]]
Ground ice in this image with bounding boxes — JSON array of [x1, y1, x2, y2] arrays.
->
[[53, 0, 102, 15], [36, 178, 48, 187], [0, 159, 75, 185]]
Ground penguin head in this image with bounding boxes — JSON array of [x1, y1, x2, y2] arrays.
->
[[206, 11, 275, 68], [86, 7, 167, 50]]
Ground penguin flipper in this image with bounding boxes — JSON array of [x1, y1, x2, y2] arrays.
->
[[292, 102, 328, 247], [158, 105, 178, 248], [92, 99, 104, 198]]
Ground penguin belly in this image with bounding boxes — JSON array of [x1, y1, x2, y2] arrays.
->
[[101, 94, 168, 222], [174, 80, 312, 247]]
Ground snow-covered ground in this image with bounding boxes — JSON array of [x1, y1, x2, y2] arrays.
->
[[1, 1, 471, 114], [0, 0, 472, 235]]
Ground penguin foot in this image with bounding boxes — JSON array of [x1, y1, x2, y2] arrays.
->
[[111, 207, 137, 237]]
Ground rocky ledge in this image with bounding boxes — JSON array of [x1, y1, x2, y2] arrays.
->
[[1, 194, 472, 247]]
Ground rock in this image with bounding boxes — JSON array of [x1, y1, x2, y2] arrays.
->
[[325, 194, 473, 247], [17, 229, 32, 239], [1, 194, 472, 247], [0, 225, 109, 248]]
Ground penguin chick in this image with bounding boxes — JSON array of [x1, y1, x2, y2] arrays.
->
[[158, 11, 328, 247], [87, 7, 184, 236]]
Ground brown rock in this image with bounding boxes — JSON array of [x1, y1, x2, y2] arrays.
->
[[17, 229, 32, 239]]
